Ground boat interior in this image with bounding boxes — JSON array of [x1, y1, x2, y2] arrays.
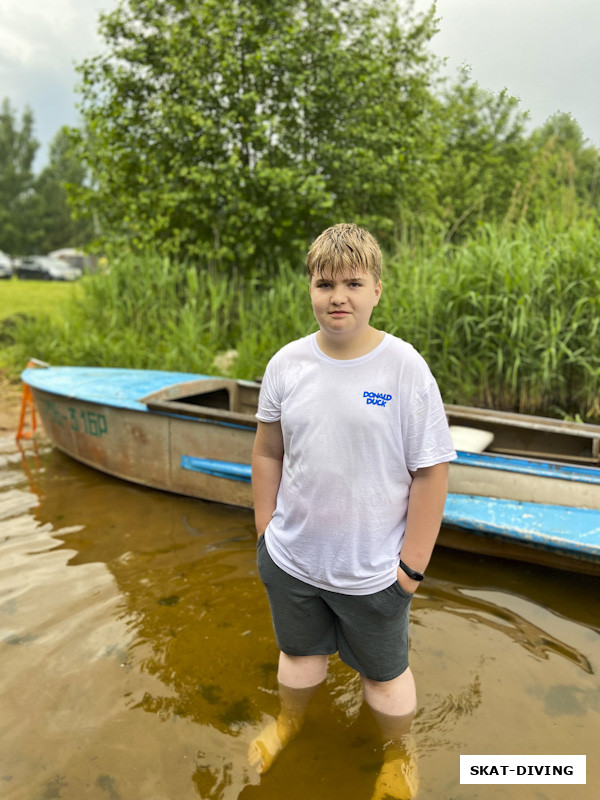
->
[[141, 379, 600, 464], [446, 404, 600, 465], [141, 378, 262, 428]]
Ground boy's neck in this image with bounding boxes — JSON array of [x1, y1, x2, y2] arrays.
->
[[316, 326, 385, 360]]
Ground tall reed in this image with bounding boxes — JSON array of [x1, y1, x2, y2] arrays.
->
[[380, 218, 600, 418]]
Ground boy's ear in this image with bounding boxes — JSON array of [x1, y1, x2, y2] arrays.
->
[[374, 280, 383, 304]]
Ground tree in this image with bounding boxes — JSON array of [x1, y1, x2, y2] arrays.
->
[[33, 127, 95, 252], [433, 67, 532, 242], [0, 98, 39, 254], [513, 112, 600, 223], [74, 0, 439, 273]]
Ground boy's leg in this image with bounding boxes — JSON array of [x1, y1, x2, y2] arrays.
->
[[278, 652, 329, 688], [254, 541, 337, 774], [360, 665, 416, 717], [369, 708, 419, 800], [361, 668, 419, 800], [248, 652, 328, 774]]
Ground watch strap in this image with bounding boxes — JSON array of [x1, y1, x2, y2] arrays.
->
[[399, 559, 424, 581]]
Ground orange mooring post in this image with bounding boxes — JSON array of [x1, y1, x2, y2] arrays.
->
[[16, 359, 44, 440], [16, 383, 37, 440]]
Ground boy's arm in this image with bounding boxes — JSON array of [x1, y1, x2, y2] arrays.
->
[[252, 420, 284, 537], [398, 461, 449, 593]]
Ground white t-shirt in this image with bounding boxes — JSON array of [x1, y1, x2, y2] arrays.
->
[[256, 332, 456, 595]]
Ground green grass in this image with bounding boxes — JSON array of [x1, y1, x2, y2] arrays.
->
[[0, 278, 80, 322], [0, 278, 81, 373]]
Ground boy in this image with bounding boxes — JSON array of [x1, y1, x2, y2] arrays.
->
[[249, 224, 456, 798]]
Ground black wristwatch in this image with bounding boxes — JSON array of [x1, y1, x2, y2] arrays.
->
[[399, 559, 424, 581]]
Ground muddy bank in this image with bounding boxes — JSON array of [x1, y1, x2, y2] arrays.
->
[[0, 373, 24, 434]]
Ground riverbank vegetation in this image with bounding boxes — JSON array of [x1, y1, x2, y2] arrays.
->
[[4, 214, 600, 422], [2, 1, 600, 421]]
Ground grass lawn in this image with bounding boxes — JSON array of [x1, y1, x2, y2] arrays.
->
[[0, 277, 80, 322], [0, 278, 82, 378]]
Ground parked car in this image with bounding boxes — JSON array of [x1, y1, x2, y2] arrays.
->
[[0, 251, 13, 278], [49, 248, 96, 274], [15, 256, 82, 281]]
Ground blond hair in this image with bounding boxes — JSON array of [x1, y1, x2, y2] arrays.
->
[[306, 223, 382, 282]]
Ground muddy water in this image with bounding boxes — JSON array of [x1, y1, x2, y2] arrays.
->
[[0, 434, 598, 800]]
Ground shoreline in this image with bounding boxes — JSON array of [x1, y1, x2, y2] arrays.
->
[[0, 374, 26, 434]]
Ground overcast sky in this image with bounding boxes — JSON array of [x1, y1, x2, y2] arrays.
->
[[415, 0, 600, 144], [1, 0, 599, 172]]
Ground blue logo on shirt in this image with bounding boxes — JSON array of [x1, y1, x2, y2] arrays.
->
[[363, 391, 392, 407]]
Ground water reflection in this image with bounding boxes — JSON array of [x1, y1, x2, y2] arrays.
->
[[0, 437, 598, 799]]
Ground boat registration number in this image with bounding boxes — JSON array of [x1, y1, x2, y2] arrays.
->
[[43, 399, 108, 438]]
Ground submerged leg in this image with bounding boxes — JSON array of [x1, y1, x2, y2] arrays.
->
[[248, 652, 328, 775], [361, 666, 417, 718], [361, 668, 419, 799]]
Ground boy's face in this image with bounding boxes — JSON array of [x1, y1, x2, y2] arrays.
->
[[309, 266, 382, 344]]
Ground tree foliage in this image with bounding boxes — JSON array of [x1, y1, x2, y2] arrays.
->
[[74, 0, 440, 272], [0, 98, 39, 254], [510, 112, 600, 225], [33, 127, 95, 252], [4, 3, 599, 266], [0, 101, 93, 255], [433, 67, 532, 241]]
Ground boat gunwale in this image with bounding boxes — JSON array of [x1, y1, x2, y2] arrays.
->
[[146, 400, 258, 429], [140, 376, 260, 428], [446, 403, 600, 439]]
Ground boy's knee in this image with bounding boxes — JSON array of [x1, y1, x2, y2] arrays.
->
[[277, 652, 328, 689], [361, 667, 417, 717]]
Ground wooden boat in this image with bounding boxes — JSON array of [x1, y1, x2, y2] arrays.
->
[[20, 365, 600, 575]]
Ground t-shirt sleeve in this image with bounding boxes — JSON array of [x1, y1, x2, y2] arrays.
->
[[402, 380, 457, 472], [256, 356, 282, 422]]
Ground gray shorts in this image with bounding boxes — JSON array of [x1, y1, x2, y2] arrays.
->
[[257, 535, 413, 682]]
